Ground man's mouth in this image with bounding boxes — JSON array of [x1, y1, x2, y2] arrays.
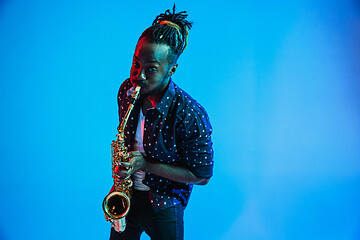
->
[[131, 79, 146, 87]]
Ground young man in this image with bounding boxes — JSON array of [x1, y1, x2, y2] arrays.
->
[[108, 6, 214, 240]]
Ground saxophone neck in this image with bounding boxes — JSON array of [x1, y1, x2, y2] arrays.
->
[[118, 86, 142, 134]]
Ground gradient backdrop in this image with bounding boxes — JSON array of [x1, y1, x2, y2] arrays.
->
[[1, 0, 360, 239]]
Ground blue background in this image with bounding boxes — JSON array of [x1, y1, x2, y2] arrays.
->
[[1, 0, 360, 239]]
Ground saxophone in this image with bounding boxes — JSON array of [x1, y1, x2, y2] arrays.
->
[[102, 85, 141, 232]]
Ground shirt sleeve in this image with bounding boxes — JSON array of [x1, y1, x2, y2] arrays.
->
[[117, 79, 132, 129], [176, 107, 214, 179]]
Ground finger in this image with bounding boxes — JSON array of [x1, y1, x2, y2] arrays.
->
[[114, 162, 132, 175], [128, 151, 142, 158], [116, 171, 131, 179], [120, 162, 132, 169]]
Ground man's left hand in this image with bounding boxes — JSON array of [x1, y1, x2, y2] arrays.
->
[[114, 151, 147, 179]]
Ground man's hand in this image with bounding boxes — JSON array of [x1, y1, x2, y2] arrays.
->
[[114, 151, 147, 179]]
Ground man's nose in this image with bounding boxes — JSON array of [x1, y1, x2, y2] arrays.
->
[[136, 68, 146, 81]]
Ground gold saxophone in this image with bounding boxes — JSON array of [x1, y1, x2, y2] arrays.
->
[[102, 85, 141, 232]]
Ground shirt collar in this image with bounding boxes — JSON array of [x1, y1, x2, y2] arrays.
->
[[154, 79, 176, 116]]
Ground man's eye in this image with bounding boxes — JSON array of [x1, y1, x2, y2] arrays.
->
[[147, 67, 157, 73]]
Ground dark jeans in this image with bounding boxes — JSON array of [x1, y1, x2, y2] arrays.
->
[[109, 190, 184, 240]]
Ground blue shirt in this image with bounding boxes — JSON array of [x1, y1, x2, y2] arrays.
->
[[117, 78, 214, 211]]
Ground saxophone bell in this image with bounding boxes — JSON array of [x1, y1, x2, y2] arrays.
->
[[102, 191, 131, 232]]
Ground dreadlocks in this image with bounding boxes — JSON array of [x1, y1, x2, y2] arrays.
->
[[138, 5, 193, 64]]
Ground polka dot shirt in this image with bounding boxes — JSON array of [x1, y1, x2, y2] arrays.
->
[[116, 79, 214, 211]]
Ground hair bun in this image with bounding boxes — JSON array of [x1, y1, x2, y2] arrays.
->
[[138, 4, 193, 63]]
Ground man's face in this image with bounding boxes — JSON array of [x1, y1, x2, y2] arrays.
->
[[130, 38, 176, 97]]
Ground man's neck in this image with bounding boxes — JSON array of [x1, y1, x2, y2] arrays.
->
[[144, 80, 170, 109], [142, 98, 155, 115]]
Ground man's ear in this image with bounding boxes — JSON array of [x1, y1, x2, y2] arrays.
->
[[168, 63, 178, 77]]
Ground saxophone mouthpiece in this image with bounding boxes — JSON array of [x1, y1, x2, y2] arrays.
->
[[132, 86, 141, 100], [126, 86, 141, 98]]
